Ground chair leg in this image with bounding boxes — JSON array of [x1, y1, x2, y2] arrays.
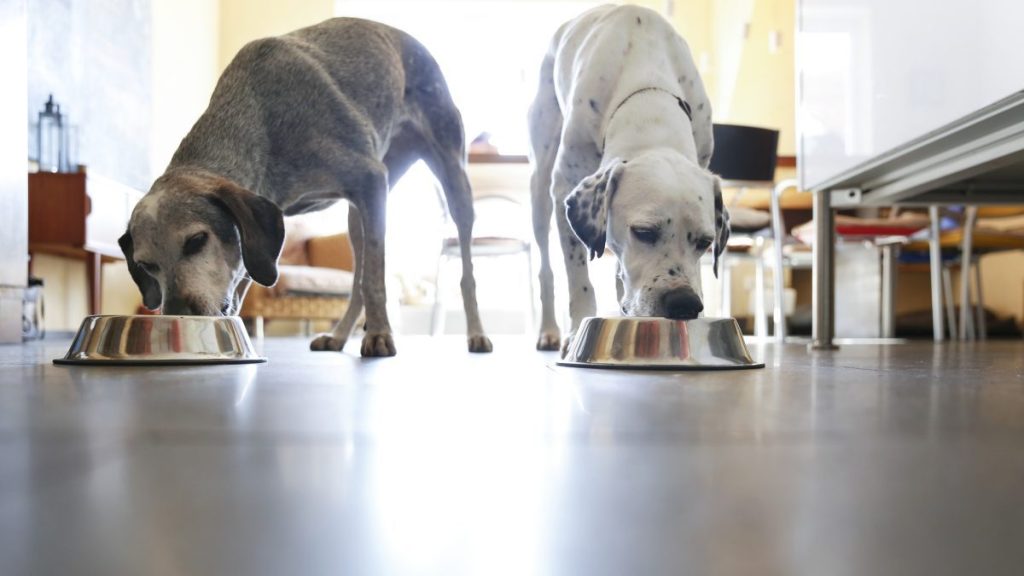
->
[[525, 248, 536, 336], [771, 260, 787, 343], [942, 266, 957, 340], [431, 253, 448, 336], [770, 180, 796, 343], [720, 250, 731, 319], [753, 236, 768, 340], [958, 206, 978, 341], [255, 316, 264, 342], [927, 206, 944, 342], [771, 261, 786, 343]]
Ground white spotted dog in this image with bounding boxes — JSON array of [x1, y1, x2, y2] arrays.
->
[[528, 4, 730, 352]]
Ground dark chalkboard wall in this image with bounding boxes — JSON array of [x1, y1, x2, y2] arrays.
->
[[28, 0, 152, 191]]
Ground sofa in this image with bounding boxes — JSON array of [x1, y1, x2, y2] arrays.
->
[[240, 229, 355, 337]]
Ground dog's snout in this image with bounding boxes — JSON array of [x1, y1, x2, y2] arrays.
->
[[163, 297, 195, 316], [661, 287, 703, 320]]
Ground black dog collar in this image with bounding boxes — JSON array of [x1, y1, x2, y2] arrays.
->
[[602, 87, 693, 152]]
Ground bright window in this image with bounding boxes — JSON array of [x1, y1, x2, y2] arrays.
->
[[335, 0, 599, 155]]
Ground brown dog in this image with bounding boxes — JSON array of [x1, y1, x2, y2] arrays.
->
[[119, 18, 492, 356]]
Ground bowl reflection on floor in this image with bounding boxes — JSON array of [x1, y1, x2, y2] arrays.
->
[[55, 315, 265, 365], [557, 316, 764, 370]]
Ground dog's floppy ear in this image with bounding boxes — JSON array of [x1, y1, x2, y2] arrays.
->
[[565, 159, 627, 260], [712, 176, 730, 278], [118, 231, 163, 310], [207, 180, 285, 287]]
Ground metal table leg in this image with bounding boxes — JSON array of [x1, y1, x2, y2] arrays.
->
[[811, 189, 838, 350]]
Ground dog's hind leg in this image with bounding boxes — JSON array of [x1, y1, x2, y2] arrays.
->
[[528, 52, 564, 351], [424, 150, 492, 353], [310, 205, 365, 352], [408, 119, 492, 353]]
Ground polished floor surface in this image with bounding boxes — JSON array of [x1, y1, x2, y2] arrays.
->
[[2, 336, 1024, 575]]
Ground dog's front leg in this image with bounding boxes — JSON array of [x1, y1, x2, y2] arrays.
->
[[353, 170, 396, 357], [532, 179, 561, 350], [553, 170, 598, 354], [555, 213, 596, 352]]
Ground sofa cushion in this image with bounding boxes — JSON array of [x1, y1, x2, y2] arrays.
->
[[273, 265, 354, 297], [728, 205, 771, 233], [279, 217, 318, 266], [307, 233, 354, 271]]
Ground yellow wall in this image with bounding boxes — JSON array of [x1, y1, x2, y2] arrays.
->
[[630, 0, 796, 156], [719, 0, 795, 156], [33, 256, 140, 333], [218, 0, 334, 71], [980, 253, 1024, 325]]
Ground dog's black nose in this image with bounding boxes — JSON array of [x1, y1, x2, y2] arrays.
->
[[661, 287, 703, 320]]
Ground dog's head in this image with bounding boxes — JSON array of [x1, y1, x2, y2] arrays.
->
[[566, 149, 729, 319], [118, 171, 285, 316]]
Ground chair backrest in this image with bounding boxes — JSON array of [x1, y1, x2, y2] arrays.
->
[[444, 192, 530, 241], [708, 124, 780, 183]]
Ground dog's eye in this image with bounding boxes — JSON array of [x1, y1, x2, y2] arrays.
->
[[695, 237, 714, 252], [630, 226, 660, 245], [183, 232, 209, 257], [138, 261, 159, 276]]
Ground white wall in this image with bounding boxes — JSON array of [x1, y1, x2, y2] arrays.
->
[[151, 0, 220, 178], [0, 0, 29, 342], [35, 0, 221, 331]]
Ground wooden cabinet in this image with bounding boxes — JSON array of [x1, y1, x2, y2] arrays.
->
[[28, 171, 142, 314]]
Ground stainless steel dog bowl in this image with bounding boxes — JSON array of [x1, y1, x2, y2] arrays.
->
[[54, 315, 266, 365], [557, 316, 764, 370]]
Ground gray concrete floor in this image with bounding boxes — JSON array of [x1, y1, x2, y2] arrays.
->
[[2, 336, 1024, 575]]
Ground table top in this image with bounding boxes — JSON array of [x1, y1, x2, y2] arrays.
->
[[808, 90, 1024, 207]]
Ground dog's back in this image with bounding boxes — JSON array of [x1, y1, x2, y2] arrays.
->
[[169, 18, 457, 207], [544, 5, 711, 166]]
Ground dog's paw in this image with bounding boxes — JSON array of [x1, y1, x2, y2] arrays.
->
[[309, 334, 346, 352], [360, 333, 397, 357], [467, 334, 493, 353], [536, 332, 561, 351]]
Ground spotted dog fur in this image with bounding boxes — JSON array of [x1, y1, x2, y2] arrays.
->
[[528, 4, 730, 352], [119, 18, 492, 357], [564, 160, 626, 261]]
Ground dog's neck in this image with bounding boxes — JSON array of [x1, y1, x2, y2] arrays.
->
[[602, 88, 699, 163], [167, 86, 269, 196]]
